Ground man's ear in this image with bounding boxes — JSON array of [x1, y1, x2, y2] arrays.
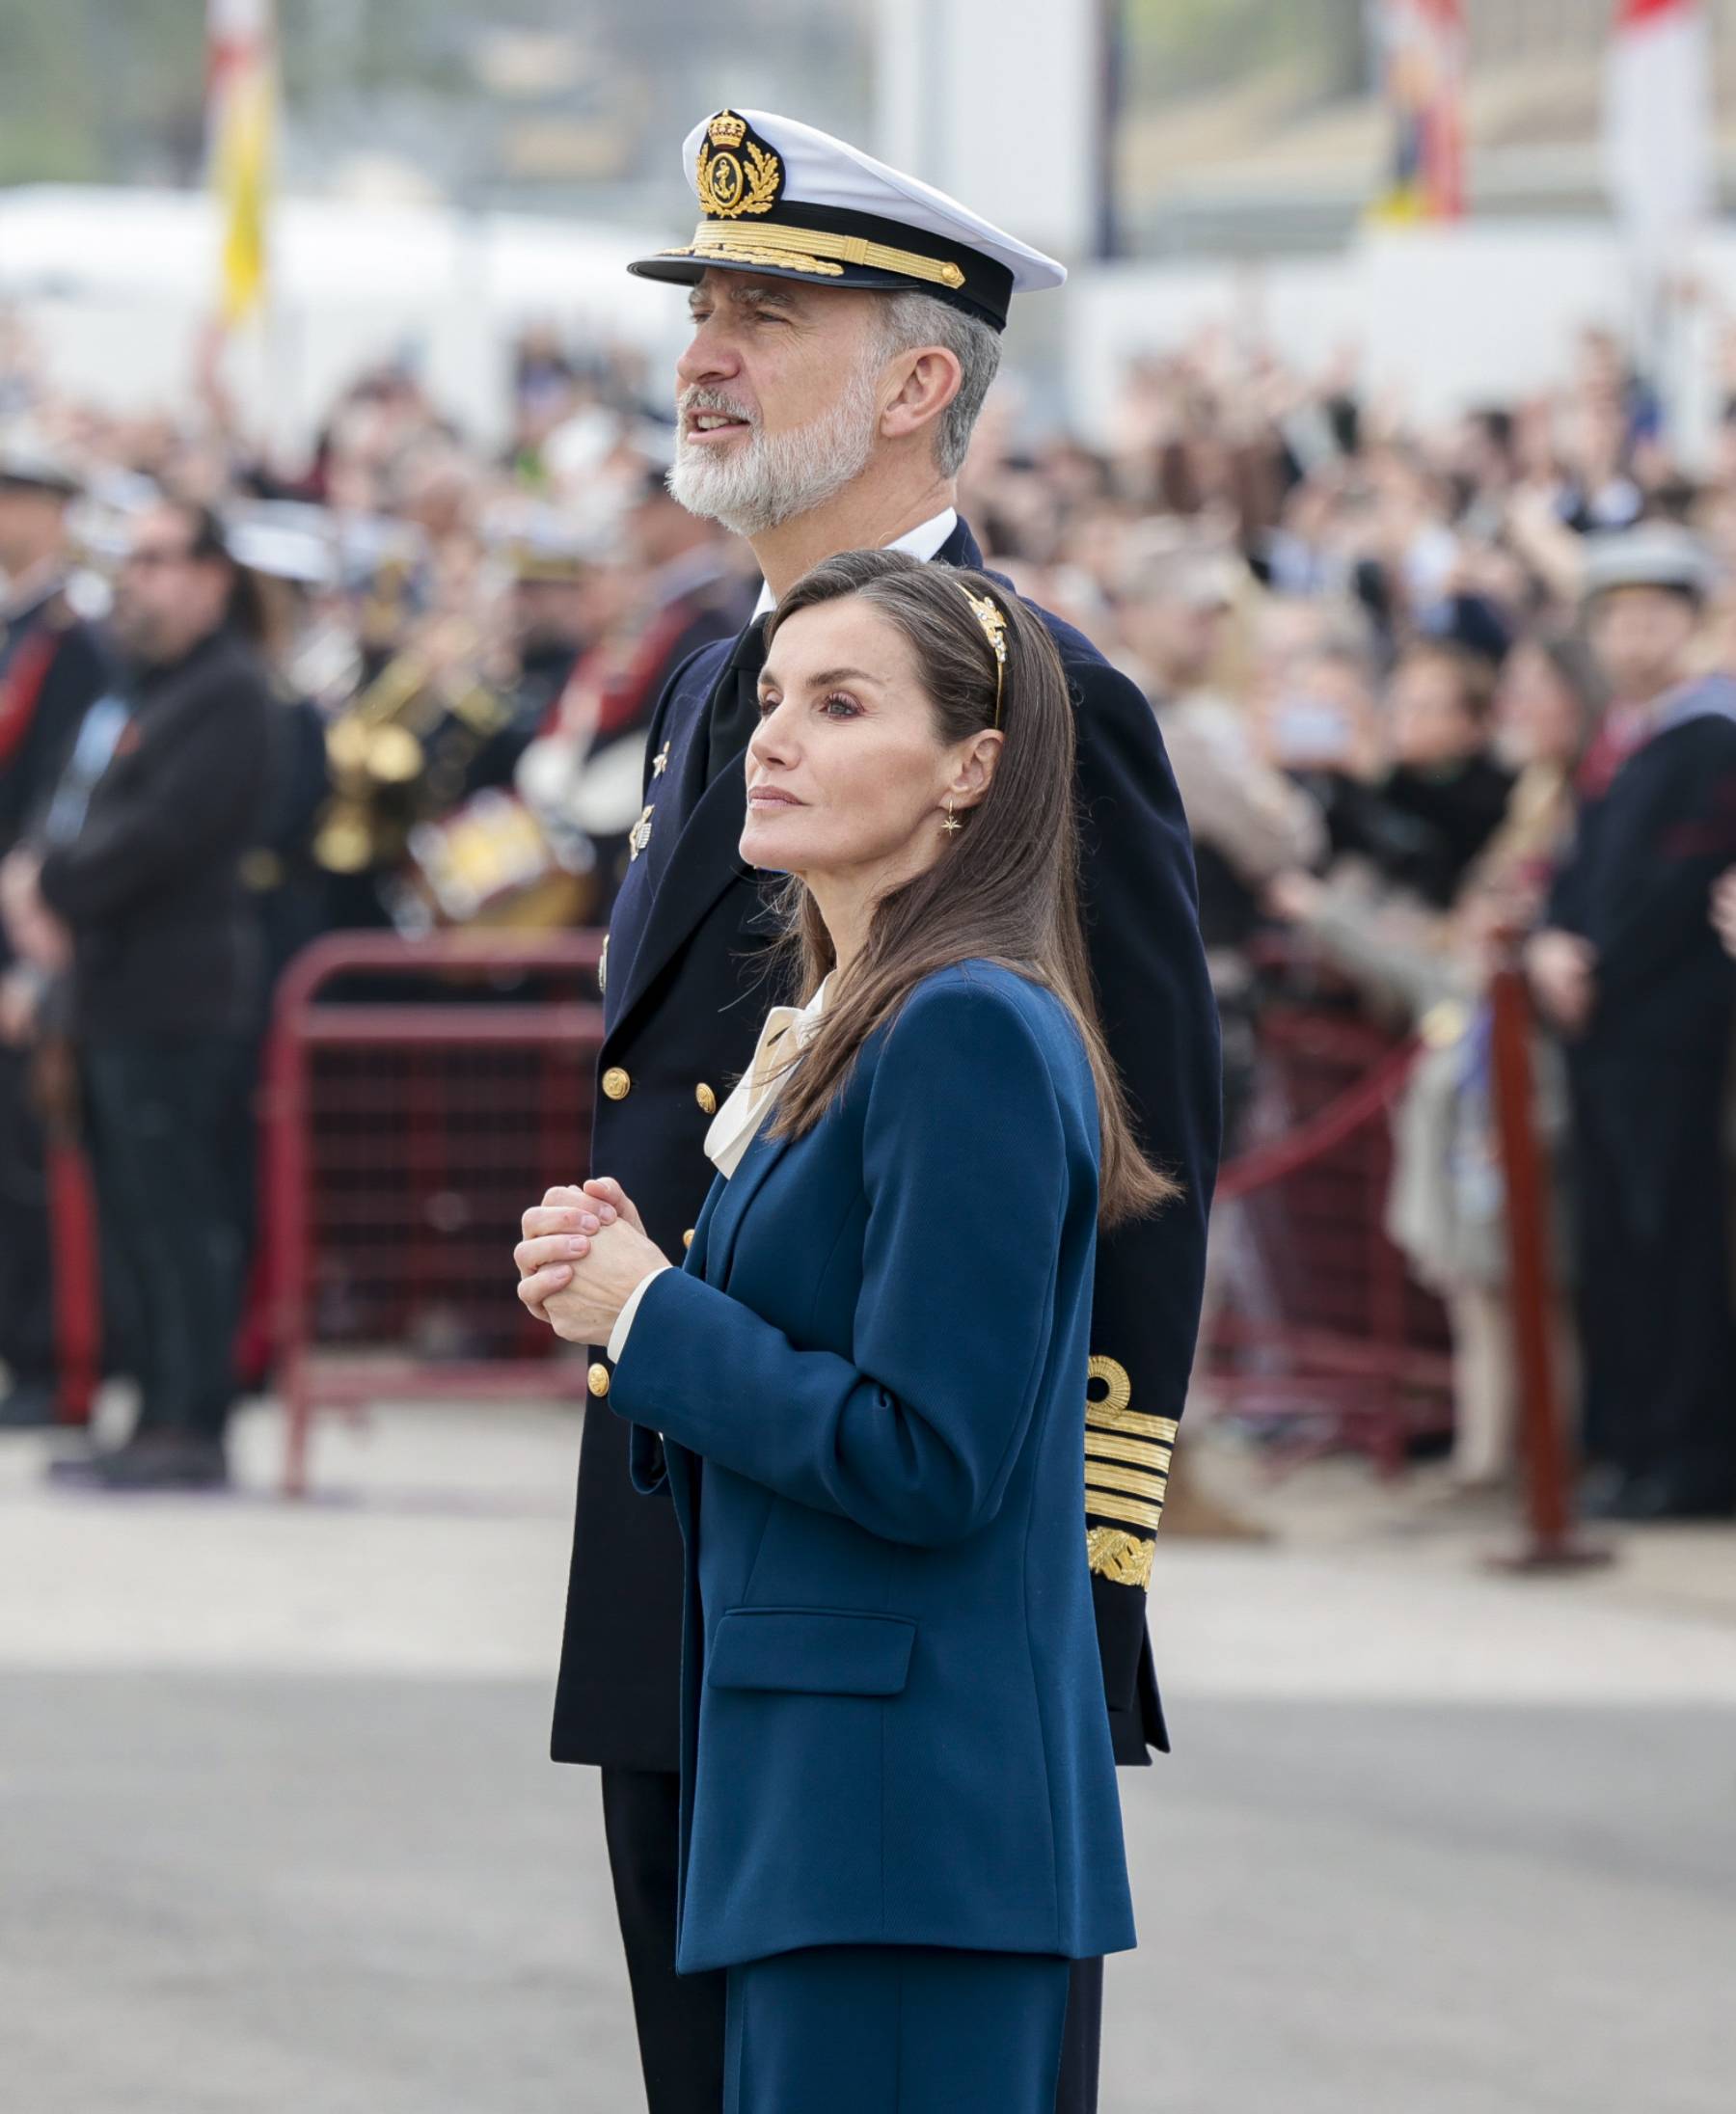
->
[[880, 346, 963, 448]]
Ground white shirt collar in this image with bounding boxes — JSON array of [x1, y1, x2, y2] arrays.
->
[[751, 508, 959, 618], [703, 972, 835, 1178]]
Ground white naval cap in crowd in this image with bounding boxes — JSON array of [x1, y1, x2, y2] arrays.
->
[[628, 107, 1066, 333], [1581, 522, 1721, 605]]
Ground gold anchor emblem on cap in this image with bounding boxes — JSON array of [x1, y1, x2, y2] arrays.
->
[[695, 109, 782, 221], [629, 804, 655, 861]]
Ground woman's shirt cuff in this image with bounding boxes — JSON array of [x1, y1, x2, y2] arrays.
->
[[608, 1263, 673, 1364]]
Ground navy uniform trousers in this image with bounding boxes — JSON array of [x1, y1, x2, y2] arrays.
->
[[724, 1947, 1071, 2114]]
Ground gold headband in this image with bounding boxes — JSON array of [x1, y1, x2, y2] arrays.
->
[[957, 583, 1009, 727]]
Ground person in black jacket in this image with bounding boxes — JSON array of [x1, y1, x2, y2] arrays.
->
[[513, 109, 1219, 2114], [1527, 526, 1736, 1520], [0, 444, 109, 1426], [1, 500, 271, 1490]]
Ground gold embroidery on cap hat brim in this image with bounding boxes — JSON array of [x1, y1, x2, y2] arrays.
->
[[663, 218, 967, 292], [660, 239, 844, 278]]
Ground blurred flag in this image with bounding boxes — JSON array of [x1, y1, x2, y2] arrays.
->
[[1371, 0, 1467, 223], [1603, 0, 1715, 248], [206, 0, 276, 328]]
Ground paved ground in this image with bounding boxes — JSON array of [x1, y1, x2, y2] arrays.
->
[[3, 1397, 1734, 2113]]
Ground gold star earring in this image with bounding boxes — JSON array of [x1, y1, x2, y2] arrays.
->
[[941, 797, 963, 835]]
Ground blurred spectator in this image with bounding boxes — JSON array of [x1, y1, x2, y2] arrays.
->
[[5, 500, 272, 1490], [1267, 632, 1609, 1489], [1369, 641, 1514, 909], [0, 440, 109, 1428], [1529, 528, 1736, 1520], [1117, 523, 1323, 1147]]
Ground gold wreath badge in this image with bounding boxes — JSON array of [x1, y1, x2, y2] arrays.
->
[[696, 140, 781, 220]]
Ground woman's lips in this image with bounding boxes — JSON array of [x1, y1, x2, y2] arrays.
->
[[747, 787, 801, 807]]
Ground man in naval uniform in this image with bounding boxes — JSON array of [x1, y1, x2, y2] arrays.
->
[[517, 110, 1220, 2113]]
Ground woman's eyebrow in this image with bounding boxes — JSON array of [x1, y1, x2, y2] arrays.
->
[[758, 665, 882, 692]]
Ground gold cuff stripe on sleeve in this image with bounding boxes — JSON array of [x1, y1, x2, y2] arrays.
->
[[1086, 1402, 1180, 1445], [1087, 1431, 1174, 1475], [1084, 1460, 1169, 1503], [1085, 1485, 1165, 1532], [667, 219, 968, 291], [1086, 1525, 1156, 1587]]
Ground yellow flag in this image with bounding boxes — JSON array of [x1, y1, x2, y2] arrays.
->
[[207, 0, 275, 328]]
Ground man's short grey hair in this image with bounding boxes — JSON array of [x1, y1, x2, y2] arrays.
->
[[871, 291, 1002, 479]]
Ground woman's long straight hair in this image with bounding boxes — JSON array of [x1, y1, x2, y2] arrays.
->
[[759, 548, 1177, 1230]]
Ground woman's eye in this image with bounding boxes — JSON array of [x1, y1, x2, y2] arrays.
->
[[756, 693, 779, 718], [821, 692, 860, 718]]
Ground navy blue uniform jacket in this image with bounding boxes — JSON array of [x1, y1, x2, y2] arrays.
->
[[610, 962, 1137, 1974], [555, 515, 1220, 1772]]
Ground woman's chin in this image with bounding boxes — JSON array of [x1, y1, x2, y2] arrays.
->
[[739, 816, 806, 871]]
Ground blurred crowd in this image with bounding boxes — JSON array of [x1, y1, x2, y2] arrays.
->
[[1, 310, 1733, 1513]]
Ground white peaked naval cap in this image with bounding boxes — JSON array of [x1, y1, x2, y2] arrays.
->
[[627, 107, 1067, 333]]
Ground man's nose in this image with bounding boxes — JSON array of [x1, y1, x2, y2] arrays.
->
[[675, 315, 742, 391]]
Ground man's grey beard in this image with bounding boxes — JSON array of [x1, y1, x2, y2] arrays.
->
[[667, 355, 882, 536]]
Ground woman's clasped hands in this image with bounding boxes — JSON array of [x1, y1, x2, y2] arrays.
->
[[515, 1177, 670, 1343]]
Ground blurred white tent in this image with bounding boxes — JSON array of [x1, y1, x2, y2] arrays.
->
[[0, 185, 676, 451]]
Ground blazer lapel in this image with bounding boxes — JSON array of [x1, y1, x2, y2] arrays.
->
[[702, 1124, 795, 1290]]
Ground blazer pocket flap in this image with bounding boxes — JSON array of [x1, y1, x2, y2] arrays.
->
[[706, 1609, 916, 1696]]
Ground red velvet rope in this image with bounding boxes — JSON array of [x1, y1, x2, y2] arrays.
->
[[1215, 1036, 1422, 1202]]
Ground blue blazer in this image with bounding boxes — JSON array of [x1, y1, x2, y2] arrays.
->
[[609, 962, 1138, 1975]]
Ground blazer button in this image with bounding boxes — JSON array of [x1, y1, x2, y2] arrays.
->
[[602, 1067, 632, 1101], [695, 1082, 718, 1116], [682, 1229, 695, 1250], [586, 1363, 610, 1397]]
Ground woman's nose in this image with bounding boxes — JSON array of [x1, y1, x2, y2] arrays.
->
[[748, 703, 797, 772]]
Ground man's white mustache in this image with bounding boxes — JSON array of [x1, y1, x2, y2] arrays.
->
[[678, 390, 759, 432]]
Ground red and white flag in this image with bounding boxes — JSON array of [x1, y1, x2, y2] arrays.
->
[[1603, 0, 1715, 248]]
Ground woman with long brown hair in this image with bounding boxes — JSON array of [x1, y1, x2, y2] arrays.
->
[[515, 548, 1170, 2112]]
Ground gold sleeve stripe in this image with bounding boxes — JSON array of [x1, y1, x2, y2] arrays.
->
[[1086, 1430, 1174, 1474], [1083, 1460, 1169, 1503], [1086, 1486, 1165, 1532], [1087, 1402, 1180, 1445], [1087, 1526, 1155, 1587]]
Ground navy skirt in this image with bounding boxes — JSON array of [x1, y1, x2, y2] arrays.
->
[[723, 1944, 1070, 2114]]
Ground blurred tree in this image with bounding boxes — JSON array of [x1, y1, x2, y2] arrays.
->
[[0, 0, 203, 184]]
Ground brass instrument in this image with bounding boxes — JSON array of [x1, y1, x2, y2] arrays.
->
[[312, 616, 514, 878]]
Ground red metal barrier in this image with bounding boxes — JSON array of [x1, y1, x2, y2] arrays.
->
[[1484, 963, 1611, 1571], [262, 931, 605, 1495], [1206, 1006, 1452, 1473], [45, 1135, 98, 1426]]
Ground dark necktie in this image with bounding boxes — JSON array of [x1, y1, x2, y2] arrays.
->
[[704, 614, 769, 789]]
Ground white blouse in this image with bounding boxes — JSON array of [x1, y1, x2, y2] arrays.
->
[[606, 975, 834, 1361]]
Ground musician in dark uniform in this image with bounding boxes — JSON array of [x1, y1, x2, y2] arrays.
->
[[0, 444, 107, 1427], [514, 110, 1220, 2114], [1527, 526, 1736, 1520]]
